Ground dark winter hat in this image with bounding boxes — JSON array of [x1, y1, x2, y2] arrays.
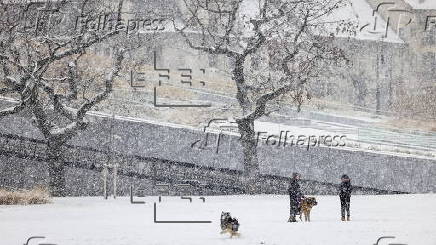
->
[[292, 172, 301, 179], [341, 174, 350, 179]]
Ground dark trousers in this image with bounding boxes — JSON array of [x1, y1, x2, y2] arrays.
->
[[340, 195, 351, 218], [289, 200, 300, 222]]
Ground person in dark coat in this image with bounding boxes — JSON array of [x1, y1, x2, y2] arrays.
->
[[339, 174, 352, 221], [288, 172, 304, 222]]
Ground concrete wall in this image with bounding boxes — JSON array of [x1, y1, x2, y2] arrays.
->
[[0, 113, 435, 194]]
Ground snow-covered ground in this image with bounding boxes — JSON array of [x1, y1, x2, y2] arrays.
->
[[1, 194, 436, 245]]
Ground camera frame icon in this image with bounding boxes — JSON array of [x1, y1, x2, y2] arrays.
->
[[24, 236, 57, 245]]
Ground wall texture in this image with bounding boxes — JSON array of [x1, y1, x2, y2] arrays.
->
[[0, 113, 434, 195]]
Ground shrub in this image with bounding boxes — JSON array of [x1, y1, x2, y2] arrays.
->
[[0, 187, 51, 205]]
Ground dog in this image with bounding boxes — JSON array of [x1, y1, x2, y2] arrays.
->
[[299, 197, 318, 222], [220, 212, 240, 238]]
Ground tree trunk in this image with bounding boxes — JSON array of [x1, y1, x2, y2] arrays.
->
[[237, 118, 260, 194], [376, 84, 381, 115], [47, 143, 66, 197]]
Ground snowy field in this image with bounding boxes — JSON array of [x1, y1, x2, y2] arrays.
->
[[1, 194, 436, 245]]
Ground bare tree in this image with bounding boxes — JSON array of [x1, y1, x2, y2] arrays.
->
[[348, 70, 368, 107], [175, 0, 350, 193], [0, 0, 141, 196]]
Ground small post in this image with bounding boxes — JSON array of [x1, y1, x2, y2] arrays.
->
[[103, 164, 108, 199], [113, 163, 117, 199]]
